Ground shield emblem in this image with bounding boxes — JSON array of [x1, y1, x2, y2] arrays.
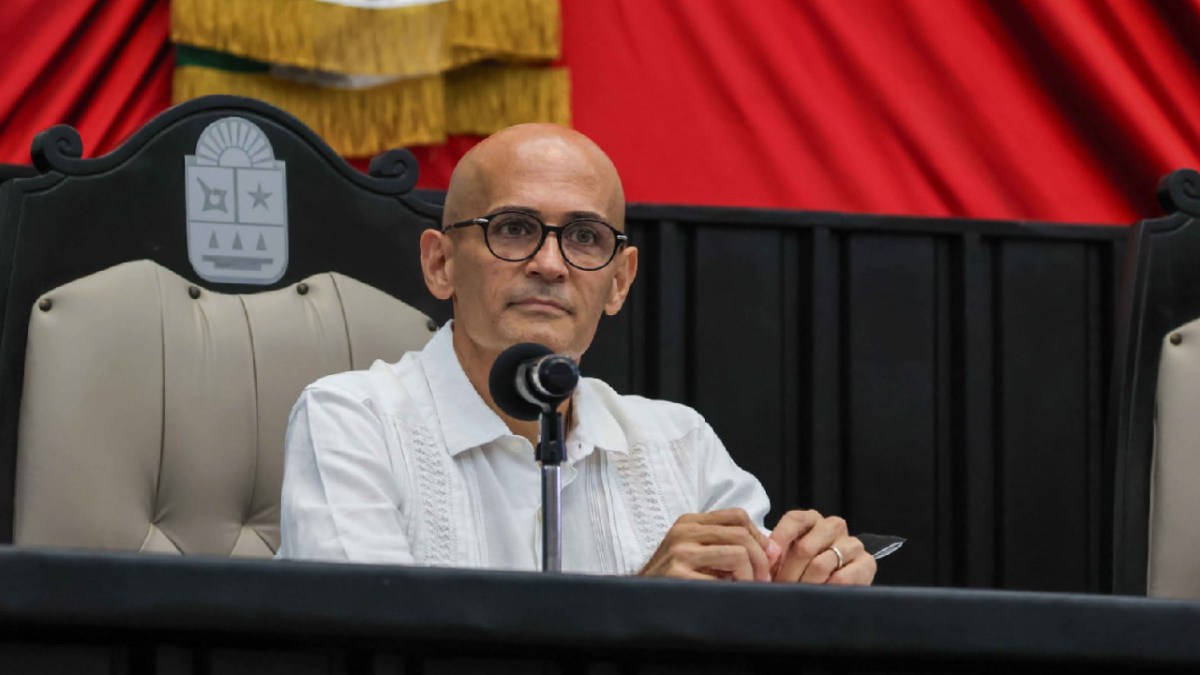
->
[[185, 117, 288, 284]]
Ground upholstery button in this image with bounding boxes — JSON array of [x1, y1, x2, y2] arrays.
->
[[1171, 333, 1183, 345], [187, 286, 201, 299], [37, 298, 52, 312], [426, 318, 437, 332], [296, 282, 309, 295]]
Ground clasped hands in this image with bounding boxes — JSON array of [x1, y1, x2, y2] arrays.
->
[[639, 509, 877, 585]]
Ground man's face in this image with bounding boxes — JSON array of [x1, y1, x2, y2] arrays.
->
[[430, 137, 637, 360]]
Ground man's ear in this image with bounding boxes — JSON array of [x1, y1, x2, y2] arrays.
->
[[420, 229, 455, 300], [604, 246, 638, 316]]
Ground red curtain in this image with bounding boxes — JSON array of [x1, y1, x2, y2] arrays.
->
[[4, 0, 1200, 224], [555, 0, 1200, 224], [0, 0, 172, 165]]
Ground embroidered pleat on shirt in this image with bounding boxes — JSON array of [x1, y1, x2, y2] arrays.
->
[[585, 451, 619, 575]]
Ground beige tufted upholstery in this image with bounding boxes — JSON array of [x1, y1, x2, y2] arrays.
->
[[1149, 316, 1200, 598], [14, 259, 435, 557]]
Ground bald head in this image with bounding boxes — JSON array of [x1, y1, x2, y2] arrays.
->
[[443, 124, 625, 229]]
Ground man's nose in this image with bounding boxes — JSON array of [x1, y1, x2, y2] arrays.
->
[[525, 233, 569, 279]]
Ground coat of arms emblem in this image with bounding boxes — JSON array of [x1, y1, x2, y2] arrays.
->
[[185, 117, 288, 284]]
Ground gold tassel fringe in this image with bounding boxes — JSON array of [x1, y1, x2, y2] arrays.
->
[[445, 0, 562, 69], [171, 0, 560, 78], [445, 64, 569, 135], [173, 63, 569, 156], [174, 66, 446, 155]]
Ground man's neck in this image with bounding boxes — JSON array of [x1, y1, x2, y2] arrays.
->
[[450, 323, 569, 448]]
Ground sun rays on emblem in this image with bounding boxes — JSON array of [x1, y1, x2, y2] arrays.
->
[[193, 117, 276, 168]]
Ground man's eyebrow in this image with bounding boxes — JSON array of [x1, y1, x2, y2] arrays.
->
[[564, 210, 609, 222], [489, 205, 611, 223], [490, 204, 540, 216]]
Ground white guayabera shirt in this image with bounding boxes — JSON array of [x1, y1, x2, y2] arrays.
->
[[277, 322, 770, 574]]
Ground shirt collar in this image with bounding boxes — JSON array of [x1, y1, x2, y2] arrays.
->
[[421, 320, 630, 458], [566, 373, 629, 457], [421, 321, 512, 456]]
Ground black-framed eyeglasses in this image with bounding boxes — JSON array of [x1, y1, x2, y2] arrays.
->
[[444, 210, 630, 271]]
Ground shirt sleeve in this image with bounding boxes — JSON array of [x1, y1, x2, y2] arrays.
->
[[276, 385, 415, 564], [695, 422, 772, 531]]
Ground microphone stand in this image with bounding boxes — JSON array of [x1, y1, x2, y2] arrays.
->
[[489, 342, 578, 574], [536, 406, 566, 572]]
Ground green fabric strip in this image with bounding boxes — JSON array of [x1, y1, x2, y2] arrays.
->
[[174, 44, 270, 73]]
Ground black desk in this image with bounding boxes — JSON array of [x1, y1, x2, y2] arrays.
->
[[0, 548, 1196, 673]]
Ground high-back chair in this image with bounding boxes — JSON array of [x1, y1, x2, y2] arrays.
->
[[0, 96, 446, 557], [1110, 168, 1200, 597]]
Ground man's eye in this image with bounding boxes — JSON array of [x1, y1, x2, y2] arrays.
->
[[567, 225, 600, 246], [493, 218, 537, 237]]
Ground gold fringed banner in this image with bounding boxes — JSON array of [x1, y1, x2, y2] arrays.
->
[[173, 65, 446, 156], [446, 64, 570, 135], [171, 0, 560, 79], [171, 0, 449, 78], [445, 0, 562, 69], [173, 63, 570, 156]]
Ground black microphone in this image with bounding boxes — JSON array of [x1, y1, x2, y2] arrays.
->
[[489, 343, 580, 421]]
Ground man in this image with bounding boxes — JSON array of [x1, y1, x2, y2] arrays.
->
[[278, 124, 876, 584]]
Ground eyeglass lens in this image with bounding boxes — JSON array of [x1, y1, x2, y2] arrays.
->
[[485, 212, 617, 269]]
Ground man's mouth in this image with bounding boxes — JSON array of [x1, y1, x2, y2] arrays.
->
[[511, 298, 571, 314]]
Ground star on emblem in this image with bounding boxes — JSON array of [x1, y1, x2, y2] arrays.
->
[[248, 182, 273, 210], [197, 177, 228, 213]]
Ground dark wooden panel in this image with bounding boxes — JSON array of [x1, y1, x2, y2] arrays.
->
[[1084, 244, 1108, 592], [692, 226, 787, 523], [804, 227, 844, 516], [842, 234, 940, 586], [647, 221, 689, 404], [625, 221, 650, 396], [996, 241, 1093, 592], [933, 238, 955, 586], [953, 233, 997, 588], [779, 232, 803, 514]]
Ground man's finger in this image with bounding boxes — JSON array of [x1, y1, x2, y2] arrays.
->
[[666, 565, 721, 581], [678, 544, 756, 581], [799, 549, 841, 584], [768, 510, 822, 551], [686, 525, 772, 581], [828, 553, 878, 586], [821, 535, 868, 584], [767, 510, 822, 579], [830, 535, 866, 567], [773, 515, 847, 583], [689, 509, 771, 552]]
